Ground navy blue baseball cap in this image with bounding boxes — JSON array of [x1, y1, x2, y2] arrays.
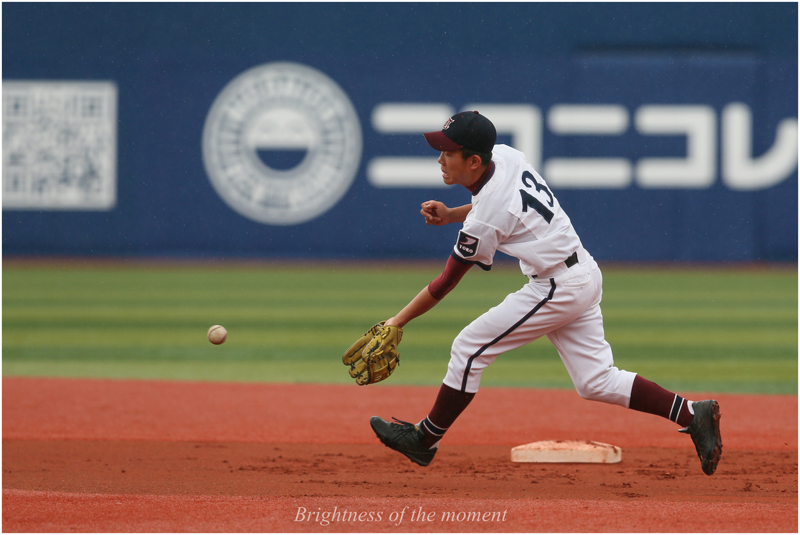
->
[[423, 111, 497, 153]]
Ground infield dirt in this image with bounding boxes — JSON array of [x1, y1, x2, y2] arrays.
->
[[3, 377, 797, 532]]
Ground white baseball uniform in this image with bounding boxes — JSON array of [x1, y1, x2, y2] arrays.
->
[[442, 144, 637, 406]]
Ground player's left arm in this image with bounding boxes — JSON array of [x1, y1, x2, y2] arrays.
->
[[384, 286, 439, 328], [384, 255, 472, 328]]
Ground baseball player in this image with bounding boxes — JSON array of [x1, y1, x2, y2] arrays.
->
[[369, 111, 723, 475]]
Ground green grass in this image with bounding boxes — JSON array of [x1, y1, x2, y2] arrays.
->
[[3, 261, 797, 394]]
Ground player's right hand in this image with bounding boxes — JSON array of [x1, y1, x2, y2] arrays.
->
[[420, 200, 449, 225]]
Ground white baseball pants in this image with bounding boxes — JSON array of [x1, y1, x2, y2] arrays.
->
[[443, 250, 637, 408]]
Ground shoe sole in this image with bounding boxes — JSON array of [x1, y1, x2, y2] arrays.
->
[[702, 400, 722, 476], [370, 417, 434, 467]]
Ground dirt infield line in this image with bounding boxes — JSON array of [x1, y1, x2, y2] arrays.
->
[[3, 377, 796, 449]]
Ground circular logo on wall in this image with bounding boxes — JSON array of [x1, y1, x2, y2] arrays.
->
[[202, 62, 362, 225]]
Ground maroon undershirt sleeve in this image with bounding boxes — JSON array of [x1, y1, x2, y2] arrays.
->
[[427, 254, 473, 300]]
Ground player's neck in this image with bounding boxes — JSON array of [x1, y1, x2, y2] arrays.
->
[[467, 161, 495, 195]]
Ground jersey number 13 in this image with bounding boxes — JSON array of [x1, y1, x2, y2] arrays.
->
[[519, 170, 554, 223]]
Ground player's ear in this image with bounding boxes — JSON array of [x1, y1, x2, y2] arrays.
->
[[467, 154, 483, 170]]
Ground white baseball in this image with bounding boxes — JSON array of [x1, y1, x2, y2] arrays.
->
[[207, 325, 227, 345]]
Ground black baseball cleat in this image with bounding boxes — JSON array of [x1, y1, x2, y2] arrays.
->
[[679, 400, 722, 475], [370, 416, 437, 467]]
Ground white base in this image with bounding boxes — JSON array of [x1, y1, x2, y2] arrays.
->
[[511, 440, 622, 464]]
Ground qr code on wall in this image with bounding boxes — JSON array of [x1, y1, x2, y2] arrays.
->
[[2, 81, 117, 210]]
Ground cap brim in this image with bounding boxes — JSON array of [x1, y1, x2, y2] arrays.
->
[[423, 130, 462, 151]]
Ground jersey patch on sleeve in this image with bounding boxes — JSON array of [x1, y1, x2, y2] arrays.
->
[[456, 230, 480, 258]]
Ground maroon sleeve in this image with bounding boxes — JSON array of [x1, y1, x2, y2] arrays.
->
[[427, 253, 473, 300]]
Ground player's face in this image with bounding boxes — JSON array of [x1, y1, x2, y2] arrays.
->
[[438, 150, 473, 187]]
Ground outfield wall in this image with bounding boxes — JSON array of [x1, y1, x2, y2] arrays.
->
[[2, 3, 797, 261]]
